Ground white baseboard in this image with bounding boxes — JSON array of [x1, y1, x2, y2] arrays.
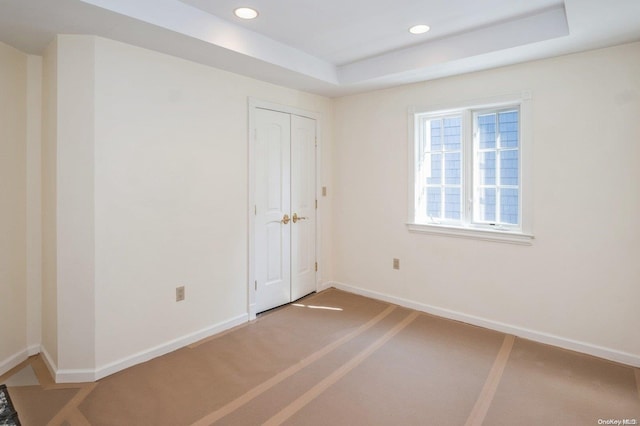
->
[[0, 344, 43, 376], [40, 343, 104, 383], [0, 350, 30, 377], [36, 314, 248, 383], [57, 368, 96, 383], [317, 281, 334, 292], [40, 345, 57, 380], [27, 344, 41, 356], [93, 313, 248, 381], [327, 281, 640, 368]]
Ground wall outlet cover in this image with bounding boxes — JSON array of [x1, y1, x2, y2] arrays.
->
[[176, 286, 185, 302]]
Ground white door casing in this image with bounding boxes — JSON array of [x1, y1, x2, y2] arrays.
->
[[251, 104, 318, 315]]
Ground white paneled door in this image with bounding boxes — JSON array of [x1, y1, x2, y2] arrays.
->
[[290, 114, 317, 301], [254, 108, 316, 313]]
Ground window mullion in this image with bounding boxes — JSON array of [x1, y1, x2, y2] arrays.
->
[[440, 120, 445, 220], [495, 114, 501, 224], [422, 118, 429, 220], [463, 110, 472, 226]]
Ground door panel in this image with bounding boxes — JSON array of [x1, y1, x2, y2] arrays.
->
[[255, 108, 291, 313], [290, 114, 317, 301]]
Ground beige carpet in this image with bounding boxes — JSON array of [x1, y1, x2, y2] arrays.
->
[[2, 288, 639, 425]]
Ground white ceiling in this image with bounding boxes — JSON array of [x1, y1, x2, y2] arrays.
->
[[1, 0, 639, 97], [180, 0, 564, 65]]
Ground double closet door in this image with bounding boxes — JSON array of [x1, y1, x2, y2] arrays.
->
[[254, 108, 316, 313]]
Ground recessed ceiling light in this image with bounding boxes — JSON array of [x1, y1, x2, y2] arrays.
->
[[234, 7, 258, 20], [409, 24, 430, 35]]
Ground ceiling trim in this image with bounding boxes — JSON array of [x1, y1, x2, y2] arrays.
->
[[78, 0, 571, 89], [338, 6, 569, 84], [79, 0, 339, 84]]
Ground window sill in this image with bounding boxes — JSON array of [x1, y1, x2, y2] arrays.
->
[[406, 223, 534, 245]]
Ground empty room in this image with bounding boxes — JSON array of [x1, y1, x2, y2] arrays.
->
[[0, 0, 639, 424]]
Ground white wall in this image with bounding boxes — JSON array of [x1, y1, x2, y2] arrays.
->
[[55, 36, 96, 374], [0, 42, 27, 374], [331, 42, 640, 365], [41, 40, 58, 367], [26, 55, 42, 354], [66, 36, 332, 374]]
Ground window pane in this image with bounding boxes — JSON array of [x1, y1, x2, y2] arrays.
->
[[478, 151, 496, 185], [499, 111, 518, 148], [430, 120, 442, 152], [478, 113, 496, 149], [500, 149, 519, 186], [479, 188, 496, 222], [427, 153, 441, 185], [443, 117, 461, 151], [444, 152, 461, 184], [427, 187, 441, 218], [444, 187, 461, 220], [500, 188, 519, 224]]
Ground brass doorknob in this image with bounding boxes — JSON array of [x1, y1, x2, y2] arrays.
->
[[281, 214, 290, 224], [292, 213, 308, 223]]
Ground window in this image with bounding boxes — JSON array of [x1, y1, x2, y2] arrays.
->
[[408, 95, 533, 244]]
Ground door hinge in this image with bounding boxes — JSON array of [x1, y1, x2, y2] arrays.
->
[[315, 262, 318, 272], [315, 199, 318, 209], [254, 205, 257, 215], [255, 280, 257, 291]]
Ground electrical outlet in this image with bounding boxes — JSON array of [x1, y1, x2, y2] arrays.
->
[[176, 286, 185, 302], [393, 258, 400, 270]]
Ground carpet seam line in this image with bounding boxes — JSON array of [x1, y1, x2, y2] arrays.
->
[[262, 311, 420, 426], [189, 303, 397, 426], [464, 334, 515, 426], [67, 407, 92, 426], [46, 382, 97, 426]]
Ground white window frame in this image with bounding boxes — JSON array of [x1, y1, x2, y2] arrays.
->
[[407, 92, 534, 245]]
